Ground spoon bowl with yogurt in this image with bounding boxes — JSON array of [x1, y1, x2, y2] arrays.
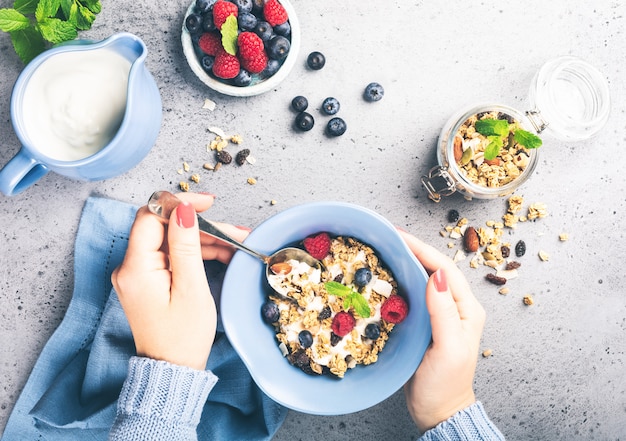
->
[[147, 191, 322, 296]]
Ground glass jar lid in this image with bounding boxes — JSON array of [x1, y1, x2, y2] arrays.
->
[[527, 55, 610, 140]]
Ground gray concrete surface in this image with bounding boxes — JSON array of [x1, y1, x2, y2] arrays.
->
[[1, 1, 625, 439]]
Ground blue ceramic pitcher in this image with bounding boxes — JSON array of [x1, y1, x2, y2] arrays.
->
[[0, 32, 162, 196]]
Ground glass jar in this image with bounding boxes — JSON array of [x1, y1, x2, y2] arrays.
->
[[422, 56, 610, 202]]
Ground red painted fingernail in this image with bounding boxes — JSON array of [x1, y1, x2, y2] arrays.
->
[[434, 269, 448, 293], [176, 202, 195, 229]]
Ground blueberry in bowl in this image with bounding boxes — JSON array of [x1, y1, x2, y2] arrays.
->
[[182, 0, 300, 97], [221, 202, 431, 415]]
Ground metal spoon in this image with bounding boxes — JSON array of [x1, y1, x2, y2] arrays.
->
[[147, 191, 322, 296]]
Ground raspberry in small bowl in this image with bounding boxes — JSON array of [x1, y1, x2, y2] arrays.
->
[[221, 201, 431, 415], [182, 0, 300, 97]]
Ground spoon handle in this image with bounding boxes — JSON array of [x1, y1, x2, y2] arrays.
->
[[147, 191, 269, 262]]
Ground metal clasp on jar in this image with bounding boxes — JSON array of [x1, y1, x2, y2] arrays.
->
[[421, 166, 456, 203]]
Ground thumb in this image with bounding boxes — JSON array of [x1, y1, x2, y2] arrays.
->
[[425, 269, 462, 347], [168, 201, 207, 293]]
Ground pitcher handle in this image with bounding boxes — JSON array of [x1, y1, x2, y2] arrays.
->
[[0, 149, 49, 196]]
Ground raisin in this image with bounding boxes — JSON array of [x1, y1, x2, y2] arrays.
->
[[333, 273, 344, 283], [330, 332, 342, 346], [287, 349, 310, 368], [501, 245, 510, 258], [216, 150, 232, 164], [515, 240, 526, 257], [486, 273, 507, 285], [235, 148, 250, 165], [497, 112, 515, 124], [505, 261, 521, 270], [447, 209, 460, 223], [317, 306, 331, 321]]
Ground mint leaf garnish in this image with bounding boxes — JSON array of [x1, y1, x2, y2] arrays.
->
[[483, 136, 503, 161], [38, 17, 76, 43], [346, 292, 371, 318], [69, 3, 96, 30], [221, 14, 238, 55], [514, 129, 542, 149], [14, 0, 39, 15], [475, 118, 510, 137], [11, 26, 45, 63], [325, 281, 352, 297], [1, 0, 101, 64], [0, 9, 30, 32], [324, 281, 371, 318]]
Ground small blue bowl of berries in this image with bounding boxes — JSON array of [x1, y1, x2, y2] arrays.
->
[[221, 201, 432, 415], [182, 0, 300, 97]]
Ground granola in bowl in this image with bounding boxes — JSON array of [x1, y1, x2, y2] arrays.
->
[[263, 234, 408, 379], [453, 110, 542, 189]]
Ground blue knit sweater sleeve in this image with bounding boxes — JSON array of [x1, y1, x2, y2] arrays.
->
[[108, 356, 218, 441], [418, 402, 505, 441]]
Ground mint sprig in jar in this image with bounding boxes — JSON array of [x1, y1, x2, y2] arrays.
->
[[422, 56, 610, 202]]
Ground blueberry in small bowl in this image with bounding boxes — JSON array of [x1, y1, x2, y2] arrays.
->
[[181, 0, 300, 97]]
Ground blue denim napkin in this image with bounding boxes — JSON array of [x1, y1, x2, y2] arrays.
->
[[1, 196, 287, 441]]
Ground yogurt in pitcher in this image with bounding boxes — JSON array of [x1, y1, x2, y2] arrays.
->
[[21, 48, 131, 162]]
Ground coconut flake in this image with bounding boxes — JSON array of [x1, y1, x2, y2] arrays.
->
[[202, 98, 216, 111]]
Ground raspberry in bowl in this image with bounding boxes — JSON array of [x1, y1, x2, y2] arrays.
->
[[181, 0, 300, 97], [221, 202, 431, 415]]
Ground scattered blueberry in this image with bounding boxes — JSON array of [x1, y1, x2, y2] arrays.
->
[[298, 330, 314, 348], [326, 117, 347, 136], [354, 267, 372, 287], [232, 0, 252, 12], [291, 96, 308, 112], [200, 55, 215, 73], [261, 301, 280, 323], [307, 51, 326, 70], [260, 59, 281, 79], [364, 323, 381, 340], [185, 13, 203, 34], [253, 21, 273, 41], [295, 112, 315, 131], [273, 21, 291, 37], [364, 82, 384, 102], [448, 209, 460, 223], [232, 69, 252, 87], [266, 36, 290, 60], [238, 11, 257, 30], [321, 97, 340, 115]]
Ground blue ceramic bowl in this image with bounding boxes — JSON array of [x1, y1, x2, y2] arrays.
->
[[221, 201, 431, 415]]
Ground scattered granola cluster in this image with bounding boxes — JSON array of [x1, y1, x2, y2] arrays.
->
[[176, 126, 257, 191], [440, 195, 565, 305]]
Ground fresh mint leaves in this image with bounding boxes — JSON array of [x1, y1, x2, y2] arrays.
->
[[514, 129, 543, 149], [221, 14, 238, 56], [475, 118, 509, 138], [0, 0, 101, 64], [324, 281, 371, 318], [475, 117, 542, 160], [484, 135, 503, 161]]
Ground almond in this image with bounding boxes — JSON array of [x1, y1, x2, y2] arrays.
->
[[270, 262, 292, 275], [453, 135, 463, 163], [484, 158, 501, 166], [463, 226, 479, 252]]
